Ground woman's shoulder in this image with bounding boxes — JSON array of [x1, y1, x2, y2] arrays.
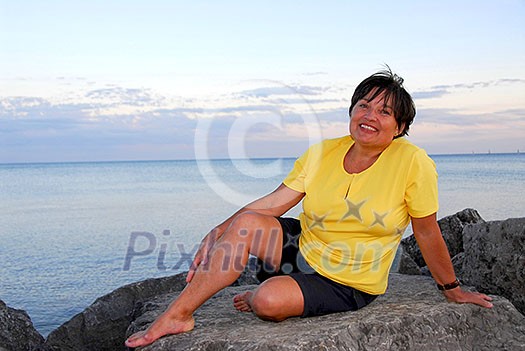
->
[[390, 138, 428, 156], [388, 138, 435, 169], [314, 135, 352, 151], [297, 136, 351, 166]]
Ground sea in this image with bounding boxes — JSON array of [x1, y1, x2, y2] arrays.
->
[[1, 153, 524, 337]]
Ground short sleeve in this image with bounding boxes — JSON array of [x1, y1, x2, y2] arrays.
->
[[405, 149, 439, 218], [283, 149, 308, 193]]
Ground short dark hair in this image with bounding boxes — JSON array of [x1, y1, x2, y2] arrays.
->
[[349, 67, 415, 138]]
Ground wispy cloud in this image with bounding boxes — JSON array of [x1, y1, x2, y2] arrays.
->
[[416, 107, 525, 126], [413, 78, 525, 100], [302, 72, 329, 76], [237, 85, 328, 98], [431, 78, 525, 90], [0, 86, 323, 161], [84, 87, 164, 107], [412, 90, 449, 100], [1, 77, 524, 162]]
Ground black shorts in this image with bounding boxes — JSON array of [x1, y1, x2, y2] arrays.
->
[[256, 217, 377, 318]]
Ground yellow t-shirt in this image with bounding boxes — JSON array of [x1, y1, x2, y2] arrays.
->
[[283, 135, 438, 294]]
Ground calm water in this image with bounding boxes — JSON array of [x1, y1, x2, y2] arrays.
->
[[1, 153, 524, 336]]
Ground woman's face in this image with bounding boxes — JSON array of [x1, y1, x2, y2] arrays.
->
[[349, 90, 401, 151]]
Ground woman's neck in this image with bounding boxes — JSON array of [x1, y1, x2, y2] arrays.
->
[[344, 143, 386, 174]]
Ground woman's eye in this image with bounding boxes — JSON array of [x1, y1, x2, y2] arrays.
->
[[381, 109, 392, 116]]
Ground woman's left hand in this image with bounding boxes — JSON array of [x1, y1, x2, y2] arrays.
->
[[442, 287, 493, 308]]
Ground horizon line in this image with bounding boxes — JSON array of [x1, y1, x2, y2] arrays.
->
[[0, 151, 523, 166]]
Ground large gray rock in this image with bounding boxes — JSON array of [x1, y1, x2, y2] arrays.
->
[[0, 300, 48, 351], [127, 274, 525, 351], [45, 273, 188, 351], [461, 217, 525, 315], [41, 215, 525, 350], [45, 258, 258, 351], [396, 252, 422, 275], [399, 208, 485, 271]]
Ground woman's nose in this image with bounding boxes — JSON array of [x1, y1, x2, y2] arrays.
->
[[363, 110, 376, 121]]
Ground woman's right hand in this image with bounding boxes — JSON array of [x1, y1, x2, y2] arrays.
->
[[186, 228, 220, 283]]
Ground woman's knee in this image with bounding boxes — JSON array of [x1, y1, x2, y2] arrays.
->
[[251, 277, 304, 322], [216, 212, 260, 248], [227, 212, 280, 244], [228, 211, 264, 236], [250, 288, 284, 322], [225, 212, 282, 268], [251, 277, 304, 321]]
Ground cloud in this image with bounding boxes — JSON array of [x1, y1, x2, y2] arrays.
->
[[407, 105, 525, 155], [1, 96, 51, 111], [237, 85, 327, 98], [0, 94, 192, 141], [84, 87, 164, 107], [412, 90, 449, 99], [431, 78, 525, 90], [1, 77, 524, 162], [190, 105, 283, 115], [302, 72, 328, 76], [0, 87, 330, 162], [416, 107, 525, 126], [413, 78, 525, 100]]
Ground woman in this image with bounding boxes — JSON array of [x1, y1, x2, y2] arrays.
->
[[125, 68, 493, 348]]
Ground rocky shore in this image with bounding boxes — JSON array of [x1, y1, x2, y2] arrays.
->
[[1, 209, 524, 351]]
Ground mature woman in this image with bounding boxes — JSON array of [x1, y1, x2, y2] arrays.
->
[[125, 69, 493, 348]]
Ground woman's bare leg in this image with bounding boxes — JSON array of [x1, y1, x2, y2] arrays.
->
[[125, 212, 284, 348], [233, 275, 304, 321]]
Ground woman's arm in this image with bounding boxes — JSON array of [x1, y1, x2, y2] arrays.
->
[[411, 214, 493, 308], [212, 183, 305, 237], [186, 183, 304, 282]]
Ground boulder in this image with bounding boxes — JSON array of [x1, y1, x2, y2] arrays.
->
[[31, 213, 524, 350], [400, 208, 485, 270], [396, 252, 422, 275], [45, 258, 258, 351], [45, 273, 188, 351], [419, 254, 464, 277], [126, 274, 525, 351], [461, 217, 525, 315], [0, 300, 48, 351], [451, 252, 465, 276]]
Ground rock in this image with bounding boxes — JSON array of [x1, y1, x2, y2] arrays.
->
[[41, 213, 525, 350], [437, 208, 485, 257], [0, 300, 48, 351], [461, 217, 525, 315], [45, 273, 188, 351], [126, 274, 525, 351], [400, 208, 485, 269], [397, 252, 422, 275], [45, 258, 258, 351], [420, 253, 464, 278], [451, 252, 465, 276], [420, 266, 431, 276]]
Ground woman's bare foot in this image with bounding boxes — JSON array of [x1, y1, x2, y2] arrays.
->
[[233, 291, 254, 312], [124, 313, 195, 348]]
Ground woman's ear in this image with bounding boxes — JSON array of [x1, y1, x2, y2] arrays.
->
[[396, 123, 406, 136]]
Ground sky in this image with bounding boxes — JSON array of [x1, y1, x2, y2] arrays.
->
[[1, 0, 524, 163]]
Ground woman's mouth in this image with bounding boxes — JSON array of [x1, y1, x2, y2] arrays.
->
[[360, 123, 377, 132]]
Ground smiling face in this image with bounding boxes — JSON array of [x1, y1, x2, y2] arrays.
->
[[349, 90, 403, 152]]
